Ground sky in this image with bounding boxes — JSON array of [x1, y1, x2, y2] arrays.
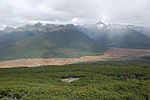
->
[[0, 0, 150, 29]]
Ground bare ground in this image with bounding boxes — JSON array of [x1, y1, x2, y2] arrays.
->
[[0, 48, 150, 68]]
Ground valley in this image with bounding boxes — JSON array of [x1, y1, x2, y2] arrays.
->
[[1, 1, 150, 100], [0, 48, 150, 68]]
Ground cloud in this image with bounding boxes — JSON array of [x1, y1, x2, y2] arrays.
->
[[0, 0, 150, 29], [71, 17, 79, 23]]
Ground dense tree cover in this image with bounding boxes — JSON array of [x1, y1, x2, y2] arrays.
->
[[0, 61, 150, 100]]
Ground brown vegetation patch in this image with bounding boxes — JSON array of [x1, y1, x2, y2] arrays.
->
[[0, 48, 150, 68]]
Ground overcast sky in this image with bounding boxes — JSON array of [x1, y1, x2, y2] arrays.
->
[[0, 0, 150, 29]]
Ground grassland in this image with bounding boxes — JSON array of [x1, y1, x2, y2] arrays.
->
[[0, 61, 150, 100]]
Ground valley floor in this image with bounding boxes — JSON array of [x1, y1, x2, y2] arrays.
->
[[0, 48, 150, 68]]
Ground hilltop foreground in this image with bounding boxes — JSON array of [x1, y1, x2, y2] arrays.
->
[[0, 61, 150, 100]]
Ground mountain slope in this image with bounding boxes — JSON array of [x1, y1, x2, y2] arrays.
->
[[107, 29, 150, 48], [0, 29, 101, 60], [80, 22, 150, 49]]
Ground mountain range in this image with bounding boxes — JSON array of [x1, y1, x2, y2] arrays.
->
[[0, 21, 150, 60]]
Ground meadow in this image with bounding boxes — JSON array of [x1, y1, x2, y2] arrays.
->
[[0, 61, 150, 100]]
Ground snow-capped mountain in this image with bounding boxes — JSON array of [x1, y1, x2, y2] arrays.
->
[[2, 22, 77, 33], [78, 21, 150, 49], [0, 21, 150, 60]]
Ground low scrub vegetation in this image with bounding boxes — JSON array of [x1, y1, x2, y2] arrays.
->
[[0, 61, 150, 100]]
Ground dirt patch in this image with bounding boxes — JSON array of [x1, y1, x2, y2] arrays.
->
[[61, 78, 80, 83], [0, 48, 150, 68]]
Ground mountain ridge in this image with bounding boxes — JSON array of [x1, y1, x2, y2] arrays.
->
[[0, 21, 150, 60]]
